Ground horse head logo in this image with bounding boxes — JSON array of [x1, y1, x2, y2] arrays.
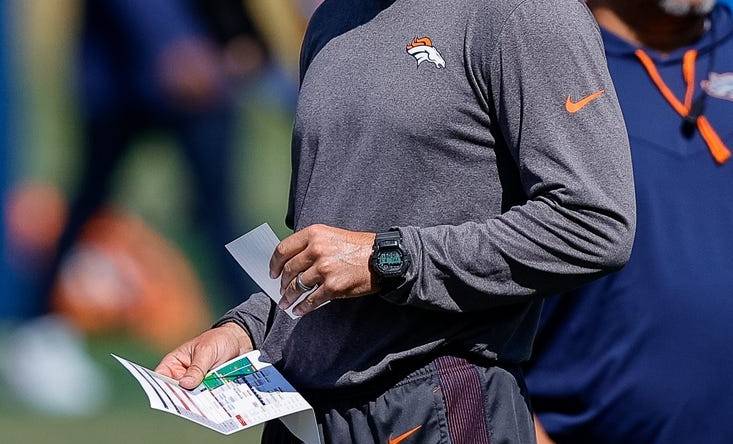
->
[[406, 37, 446, 69]]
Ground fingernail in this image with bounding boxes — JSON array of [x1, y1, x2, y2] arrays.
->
[[180, 377, 193, 388], [293, 307, 303, 316]]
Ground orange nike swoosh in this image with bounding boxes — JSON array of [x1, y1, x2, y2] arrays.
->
[[388, 425, 422, 444], [565, 89, 606, 113]]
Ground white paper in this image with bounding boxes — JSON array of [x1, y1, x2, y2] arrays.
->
[[113, 352, 321, 443], [280, 409, 323, 444], [226, 223, 322, 319]]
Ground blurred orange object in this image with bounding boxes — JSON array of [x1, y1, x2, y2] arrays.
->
[[52, 210, 211, 350], [5, 181, 211, 350], [5, 182, 67, 255]]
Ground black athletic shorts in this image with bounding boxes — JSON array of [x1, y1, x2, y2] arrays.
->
[[262, 355, 536, 444]]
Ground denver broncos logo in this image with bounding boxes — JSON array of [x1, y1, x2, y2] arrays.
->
[[406, 36, 445, 69]]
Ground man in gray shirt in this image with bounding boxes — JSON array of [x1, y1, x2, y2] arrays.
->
[[157, 0, 636, 442]]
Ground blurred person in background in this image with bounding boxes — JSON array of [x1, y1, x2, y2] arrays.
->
[[1, 0, 307, 416], [45, 0, 268, 318], [0, 3, 11, 300], [0, 2, 18, 316], [525, 1, 733, 443], [0, 0, 110, 418]]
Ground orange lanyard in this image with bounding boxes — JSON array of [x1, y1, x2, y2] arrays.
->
[[635, 48, 730, 164]]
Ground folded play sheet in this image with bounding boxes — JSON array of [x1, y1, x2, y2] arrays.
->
[[113, 352, 321, 443]]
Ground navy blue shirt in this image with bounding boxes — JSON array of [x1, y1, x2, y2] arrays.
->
[[525, 5, 733, 444]]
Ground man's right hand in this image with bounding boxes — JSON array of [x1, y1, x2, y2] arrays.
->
[[154, 323, 253, 390]]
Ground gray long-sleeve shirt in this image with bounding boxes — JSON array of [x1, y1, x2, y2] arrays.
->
[[217, 0, 636, 390]]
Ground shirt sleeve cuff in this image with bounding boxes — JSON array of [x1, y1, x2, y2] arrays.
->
[[211, 294, 271, 349]]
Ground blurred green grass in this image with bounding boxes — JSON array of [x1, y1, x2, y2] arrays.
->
[[0, 332, 263, 443], [0, 413, 261, 444]]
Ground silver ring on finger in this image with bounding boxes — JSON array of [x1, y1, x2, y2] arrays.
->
[[296, 272, 315, 293]]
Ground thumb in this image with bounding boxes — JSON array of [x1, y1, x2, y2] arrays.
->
[[179, 345, 215, 390]]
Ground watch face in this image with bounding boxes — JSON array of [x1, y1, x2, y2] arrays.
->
[[378, 249, 404, 273]]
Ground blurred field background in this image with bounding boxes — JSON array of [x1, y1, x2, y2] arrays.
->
[[0, 0, 315, 442]]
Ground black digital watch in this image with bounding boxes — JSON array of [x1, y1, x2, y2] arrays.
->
[[370, 230, 411, 281]]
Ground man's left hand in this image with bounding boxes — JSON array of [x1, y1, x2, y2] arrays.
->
[[269, 224, 378, 316]]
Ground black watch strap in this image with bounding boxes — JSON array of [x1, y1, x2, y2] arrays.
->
[[375, 230, 401, 244]]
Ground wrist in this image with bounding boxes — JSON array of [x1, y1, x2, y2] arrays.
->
[[219, 322, 253, 354]]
